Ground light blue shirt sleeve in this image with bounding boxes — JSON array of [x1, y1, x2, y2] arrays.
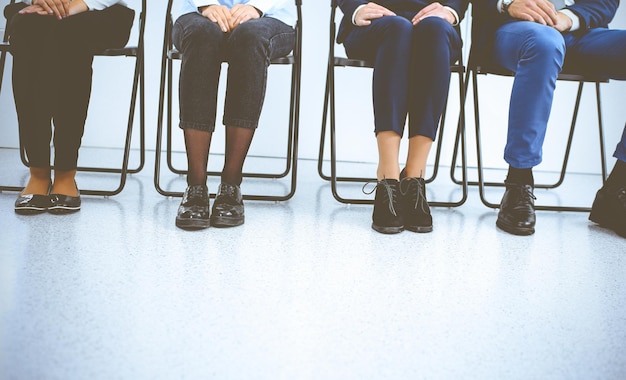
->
[[175, 0, 296, 27]]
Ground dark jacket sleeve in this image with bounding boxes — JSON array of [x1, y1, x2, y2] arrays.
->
[[443, 0, 471, 21], [337, 0, 368, 23], [567, 0, 619, 30]]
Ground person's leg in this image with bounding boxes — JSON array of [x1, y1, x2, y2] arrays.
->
[[343, 16, 413, 233], [406, 16, 461, 176], [492, 21, 565, 236], [206, 18, 294, 228], [172, 13, 225, 229], [562, 28, 626, 80], [221, 17, 295, 185], [50, 5, 135, 198], [174, 13, 224, 185], [9, 13, 57, 196], [495, 21, 565, 170]]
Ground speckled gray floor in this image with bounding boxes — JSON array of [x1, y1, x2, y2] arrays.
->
[[1, 148, 625, 380]]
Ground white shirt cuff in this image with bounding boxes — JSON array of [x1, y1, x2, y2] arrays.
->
[[444, 6, 459, 26], [352, 4, 367, 25], [560, 9, 580, 31], [194, 0, 219, 9]]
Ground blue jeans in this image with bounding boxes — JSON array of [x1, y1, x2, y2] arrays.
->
[[173, 13, 295, 132], [342, 14, 462, 139], [494, 21, 626, 167]]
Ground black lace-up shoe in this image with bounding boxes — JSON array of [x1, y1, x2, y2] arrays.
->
[[497, 182, 536, 236], [176, 184, 210, 229], [589, 185, 626, 238], [367, 178, 403, 234], [400, 173, 433, 233], [211, 183, 244, 227]]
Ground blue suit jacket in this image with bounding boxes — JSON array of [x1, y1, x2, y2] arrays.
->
[[336, 0, 469, 43], [471, 0, 620, 63]]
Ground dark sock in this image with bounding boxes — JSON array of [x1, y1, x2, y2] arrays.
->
[[605, 160, 626, 188], [505, 166, 534, 187]]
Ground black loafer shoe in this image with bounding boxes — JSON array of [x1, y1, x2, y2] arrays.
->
[[15, 193, 51, 215], [49, 193, 81, 214], [176, 184, 211, 229], [368, 178, 403, 234], [400, 170, 433, 233], [497, 182, 536, 236], [589, 185, 626, 238], [211, 183, 244, 227]]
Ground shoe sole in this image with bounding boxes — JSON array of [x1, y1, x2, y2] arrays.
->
[[176, 217, 211, 230], [372, 223, 403, 234], [405, 225, 433, 233], [15, 207, 47, 215], [210, 216, 244, 228], [48, 206, 80, 215], [496, 219, 535, 236]]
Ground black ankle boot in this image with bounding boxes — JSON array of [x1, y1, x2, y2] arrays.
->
[[400, 173, 432, 233], [211, 183, 244, 227], [370, 179, 403, 234]]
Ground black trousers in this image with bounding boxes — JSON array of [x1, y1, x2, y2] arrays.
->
[[7, 4, 134, 171]]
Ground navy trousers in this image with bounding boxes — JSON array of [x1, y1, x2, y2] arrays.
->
[[342, 14, 462, 139]]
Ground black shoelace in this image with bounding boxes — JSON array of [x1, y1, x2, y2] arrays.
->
[[512, 185, 536, 209], [363, 179, 399, 216], [400, 177, 429, 213]]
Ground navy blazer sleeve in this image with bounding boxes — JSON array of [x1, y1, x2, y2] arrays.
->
[[567, 0, 619, 30]]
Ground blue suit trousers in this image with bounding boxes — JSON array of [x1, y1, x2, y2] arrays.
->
[[494, 21, 626, 168]]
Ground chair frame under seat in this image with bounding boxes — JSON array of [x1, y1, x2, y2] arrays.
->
[[317, 0, 468, 207], [456, 49, 609, 212], [0, 0, 147, 197], [154, 0, 303, 201]]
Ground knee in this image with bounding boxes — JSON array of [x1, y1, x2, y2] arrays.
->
[[413, 16, 454, 38], [522, 26, 565, 66], [174, 16, 222, 52], [412, 17, 459, 52], [378, 16, 413, 41], [226, 23, 270, 59]]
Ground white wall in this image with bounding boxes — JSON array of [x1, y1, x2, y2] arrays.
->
[[1, 1, 625, 174]]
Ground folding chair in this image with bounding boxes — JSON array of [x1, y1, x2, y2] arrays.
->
[[459, 12, 609, 212], [154, 0, 302, 201], [317, 0, 468, 206], [0, 0, 146, 197]]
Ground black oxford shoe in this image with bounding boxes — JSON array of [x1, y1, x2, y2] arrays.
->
[[176, 184, 211, 229], [497, 183, 536, 236], [211, 183, 244, 228]]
